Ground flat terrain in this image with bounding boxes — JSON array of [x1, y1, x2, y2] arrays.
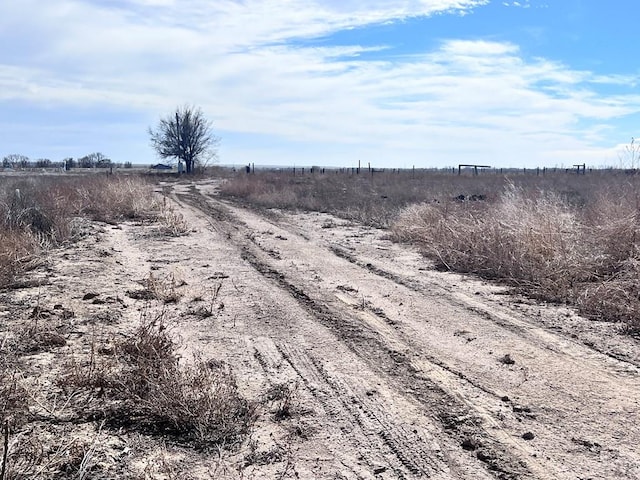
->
[[3, 179, 640, 479]]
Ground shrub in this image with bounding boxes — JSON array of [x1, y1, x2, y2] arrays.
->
[[62, 313, 255, 448]]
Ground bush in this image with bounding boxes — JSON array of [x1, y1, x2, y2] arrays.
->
[[62, 313, 255, 447]]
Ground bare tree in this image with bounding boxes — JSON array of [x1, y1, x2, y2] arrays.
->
[[619, 137, 640, 170], [149, 105, 218, 174], [35, 158, 52, 168], [3, 154, 30, 169], [77, 152, 111, 169]]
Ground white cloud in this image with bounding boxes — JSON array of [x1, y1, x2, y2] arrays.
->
[[502, 0, 531, 7], [0, 0, 638, 167]]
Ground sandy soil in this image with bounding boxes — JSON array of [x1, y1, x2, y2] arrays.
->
[[3, 179, 640, 479]]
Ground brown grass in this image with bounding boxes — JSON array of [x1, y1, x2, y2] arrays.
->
[[0, 361, 28, 432], [0, 174, 253, 477], [220, 169, 500, 227], [127, 272, 186, 304], [0, 175, 158, 288], [391, 180, 640, 333], [60, 310, 256, 448]]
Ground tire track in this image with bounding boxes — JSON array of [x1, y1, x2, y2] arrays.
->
[[237, 243, 534, 480], [176, 191, 508, 475], [275, 343, 413, 479]]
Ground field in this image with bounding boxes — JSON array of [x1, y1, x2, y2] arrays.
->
[[1, 169, 639, 479]]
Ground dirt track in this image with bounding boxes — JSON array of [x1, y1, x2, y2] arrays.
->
[[8, 179, 640, 478], [166, 180, 640, 479]]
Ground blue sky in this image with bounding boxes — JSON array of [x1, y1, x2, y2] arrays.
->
[[1, 0, 639, 168]]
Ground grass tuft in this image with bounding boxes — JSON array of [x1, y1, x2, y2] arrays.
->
[[61, 311, 255, 448], [0, 175, 159, 288]]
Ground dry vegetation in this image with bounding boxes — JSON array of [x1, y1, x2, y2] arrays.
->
[[0, 175, 189, 288], [0, 176, 151, 287], [61, 310, 255, 447], [0, 174, 245, 478], [3, 168, 640, 477], [220, 169, 640, 334]]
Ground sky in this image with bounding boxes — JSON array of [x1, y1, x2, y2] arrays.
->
[[1, 0, 640, 169]]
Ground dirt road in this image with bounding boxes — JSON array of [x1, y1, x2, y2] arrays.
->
[[9, 179, 640, 478], [162, 180, 640, 479]]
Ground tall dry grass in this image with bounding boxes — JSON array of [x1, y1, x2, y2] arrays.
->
[[392, 185, 591, 298], [392, 179, 640, 333], [0, 175, 157, 287]]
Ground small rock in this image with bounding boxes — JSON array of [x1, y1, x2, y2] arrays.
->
[[98, 343, 115, 355], [499, 354, 515, 365], [373, 466, 387, 475], [476, 450, 491, 462], [461, 438, 478, 451], [522, 432, 535, 441], [82, 292, 99, 301], [501, 395, 510, 403], [513, 405, 532, 413]]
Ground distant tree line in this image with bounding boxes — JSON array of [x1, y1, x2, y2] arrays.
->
[[1, 152, 134, 169]]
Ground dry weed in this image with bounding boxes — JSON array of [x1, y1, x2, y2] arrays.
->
[[158, 203, 190, 236], [392, 178, 640, 330], [61, 311, 255, 448], [392, 188, 591, 301], [127, 272, 186, 304], [0, 175, 161, 289], [189, 282, 223, 318], [0, 425, 97, 480], [263, 381, 298, 420]]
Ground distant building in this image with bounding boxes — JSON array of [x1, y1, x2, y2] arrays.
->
[[150, 163, 173, 170]]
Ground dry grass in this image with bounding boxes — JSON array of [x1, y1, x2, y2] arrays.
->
[[263, 381, 298, 421], [60, 310, 256, 449], [1, 304, 253, 478], [0, 231, 42, 287], [127, 272, 187, 304], [158, 202, 190, 236], [391, 179, 640, 333], [1, 429, 97, 480], [393, 185, 591, 298], [0, 361, 29, 432], [220, 169, 504, 227], [0, 174, 253, 478], [0, 175, 159, 288]]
